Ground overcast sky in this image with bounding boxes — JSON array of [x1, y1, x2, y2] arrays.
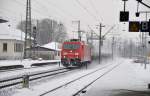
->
[[0, 0, 150, 39]]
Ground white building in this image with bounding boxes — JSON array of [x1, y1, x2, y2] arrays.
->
[[26, 42, 61, 60], [0, 23, 24, 60], [0, 22, 62, 60], [42, 42, 61, 60]]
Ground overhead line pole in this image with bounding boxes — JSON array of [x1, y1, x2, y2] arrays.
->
[[98, 23, 105, 64], [136, 0, 150, 9], [78, 20, 81, 41], [24, 0, 32, 59]]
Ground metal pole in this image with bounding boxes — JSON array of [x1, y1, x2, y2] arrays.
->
[[33, 26, 36, 59], [122, 0, 128, 11], [124, 0, 126, 11], [21, 14, 23, 62], [130, 39, 132, 59], [112, 37, 114, 60], [99, 23, 101, 64], [36, 20, 39, 58], [99, 23, 105, 64], [24, 0, 32, 59], [78, 21, 81, 41], [144, 12, 148, 69]]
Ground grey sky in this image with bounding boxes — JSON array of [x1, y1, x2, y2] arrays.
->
[[0, 0, 150, 39]]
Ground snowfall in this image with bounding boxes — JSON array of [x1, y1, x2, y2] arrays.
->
[[0, 57, 150, 96]]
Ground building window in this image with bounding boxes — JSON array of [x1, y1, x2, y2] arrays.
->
[[58, 52, 60, 56], [14, 43, 23, 52], [3, 43, 7, 52]]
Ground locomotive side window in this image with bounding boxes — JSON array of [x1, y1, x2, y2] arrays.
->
[[63, 44, 80, 49]]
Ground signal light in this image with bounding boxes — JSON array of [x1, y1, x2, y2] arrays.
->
[[129, 21, 140, 32], [140, 21, 149, 32], [120, 11, 129, 22], [149, 19, 150, 36], [136, 12, 140, 17], [136, 0, 142, 2]]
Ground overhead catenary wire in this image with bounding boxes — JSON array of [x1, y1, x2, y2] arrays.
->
[[14, 0, 68, 20], [87, 0, 103, 22], [0, 9, 23, 21], [33, 0, 71, 20], [2, 0, 106, 37], [13, 0, 76, 26], [45, 0, 76, 18], [13, 0, 51, 18], [136, 0, 150, 9], [14, 0, 99, 27], [75, 0, 100, 22]]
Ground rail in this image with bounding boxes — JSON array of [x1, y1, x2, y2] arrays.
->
[[0, 67, 72, 89], [39, 63, 119, 96]]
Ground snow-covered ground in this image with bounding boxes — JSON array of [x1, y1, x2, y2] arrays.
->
[[0, 64, 63, 81], [12, 58, 122, 96], [1, 58, 150, 96], [83, 59, 150, 96], [0, 59, 60, 68]]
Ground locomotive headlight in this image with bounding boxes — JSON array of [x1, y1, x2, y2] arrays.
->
[[63, 52, 67, 55], [75, 53, 79, 55], [63, 56, 66, 58]]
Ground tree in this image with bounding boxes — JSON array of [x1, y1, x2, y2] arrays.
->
[[17, 18, 67, 45]]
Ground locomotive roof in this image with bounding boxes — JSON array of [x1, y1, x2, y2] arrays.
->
[[64, 39, 90, 45]]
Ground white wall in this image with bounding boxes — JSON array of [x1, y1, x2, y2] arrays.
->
[[0, 39, 24, 60]]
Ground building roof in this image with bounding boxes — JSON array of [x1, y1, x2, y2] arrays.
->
[[42, 42, 61, 51], [26, 46, 56, 51], [0, 18, 8, 23], [0, 23, 25, 41]]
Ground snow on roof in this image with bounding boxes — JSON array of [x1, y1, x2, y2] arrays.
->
[[42, 42, 61, 51], [0, 23, 25, 41]]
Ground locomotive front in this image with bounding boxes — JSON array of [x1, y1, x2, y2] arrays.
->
[[61, 41, 82, 67]]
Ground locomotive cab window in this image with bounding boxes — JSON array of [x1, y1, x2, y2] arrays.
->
[[63, 44, 80, 49]]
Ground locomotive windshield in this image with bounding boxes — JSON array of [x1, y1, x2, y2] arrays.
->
[[63, 44, 80, 49]]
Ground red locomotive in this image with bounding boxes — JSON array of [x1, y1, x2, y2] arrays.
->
[[61, 39, 91, 67]]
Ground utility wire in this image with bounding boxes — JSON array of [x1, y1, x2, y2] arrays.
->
[[33, 0, 63, 19], [136, 0, 150, 8], [46, 0, 75, 18], [0, 9, 24, 22], [13, 0, 50, 18], [15, 0, 74, 22], [75, 0, 100, 22], [87, 0, 103, 22], [41, 0, 98, 33], [35, 0, 100, 31]]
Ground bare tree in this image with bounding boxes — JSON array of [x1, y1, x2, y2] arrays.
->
[[17, 18, 67, 45]]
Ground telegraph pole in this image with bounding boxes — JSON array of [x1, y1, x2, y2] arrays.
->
[[98, 23, 105, 64], [78, 21, 81, 41], [24, 0, 32, 59], [137, 11, 150, 69], [32, 26, 37, 59], [91, 30, 93, 46], [112, 36, 114, 60], [123, 0, 128, 11]]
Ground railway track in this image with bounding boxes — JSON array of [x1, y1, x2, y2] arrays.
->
[[0, 67, 73, 89], [39, 62, 122, 96], [72, 64, 120, 96], [0, 62, 60, 73]]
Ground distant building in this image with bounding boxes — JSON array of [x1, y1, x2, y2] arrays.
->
[[26, 42, 61, 60], [0, 20, 61, 60], [42, 42, 61, 60], [0, 23, 24, 60], [0, 18, 8, 23]]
